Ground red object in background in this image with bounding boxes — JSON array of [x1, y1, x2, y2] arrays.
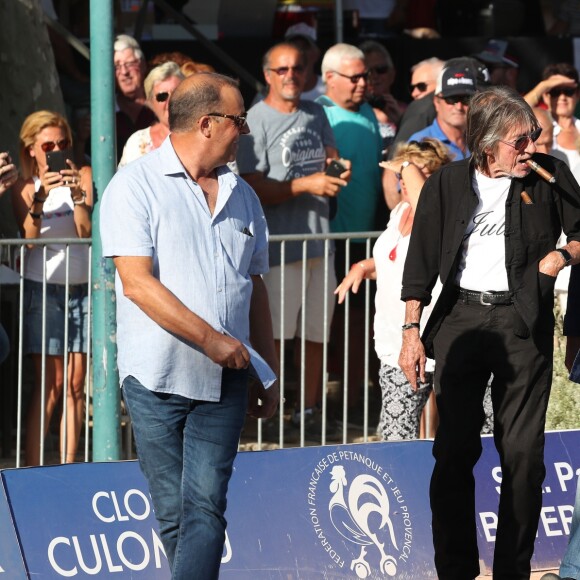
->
[[272, 5, 318, 38], [405, 0, 437, 30]]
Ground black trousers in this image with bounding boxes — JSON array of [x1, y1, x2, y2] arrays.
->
[[431, 299, 553, 580]]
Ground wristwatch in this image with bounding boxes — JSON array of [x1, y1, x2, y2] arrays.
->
[[399, 161, 412, 174], [556, 248, 572, 266]]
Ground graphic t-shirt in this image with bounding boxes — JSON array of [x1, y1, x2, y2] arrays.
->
[[237, 99, 335, 266], [455, 171, 510, 291]]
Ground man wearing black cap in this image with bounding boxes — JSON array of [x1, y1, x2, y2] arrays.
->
[[407, 58, 479, 160], [383, 57, 488, 209]]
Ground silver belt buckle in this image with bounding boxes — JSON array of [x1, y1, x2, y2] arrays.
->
[[479, 292, 493, 306]]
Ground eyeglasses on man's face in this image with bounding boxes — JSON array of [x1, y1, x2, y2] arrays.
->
[[207, 113, 248, 130], [331, 70, 369, 84], [114, 60, 141, 73], [438, 94, 471, 106], [410, 82, 429, 94], [268, 65, 305, 76], [40, 139, 71, 153], [499, 127, 542, 152]]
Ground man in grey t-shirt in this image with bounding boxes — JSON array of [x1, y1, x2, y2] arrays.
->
[[238, 42, 350, 442]]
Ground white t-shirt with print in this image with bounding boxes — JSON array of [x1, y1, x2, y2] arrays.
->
[[455, 171, 510, 291]]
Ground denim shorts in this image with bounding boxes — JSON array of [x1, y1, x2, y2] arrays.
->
[[23, 279, 89, 355]]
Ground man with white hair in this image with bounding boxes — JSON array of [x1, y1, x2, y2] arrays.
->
[[409, 57, 445, 100], [387, 57, 444, 163], [316, 43, 384, 419], [114, 34, 156, 161]]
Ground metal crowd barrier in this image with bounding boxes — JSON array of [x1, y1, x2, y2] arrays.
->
[[0, 239, 93, 469], [0, 232, 398, 467]]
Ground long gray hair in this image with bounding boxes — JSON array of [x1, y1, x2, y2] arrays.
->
[[467, 86, 539, 172]]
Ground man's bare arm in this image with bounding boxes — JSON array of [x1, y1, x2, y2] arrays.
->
[[398, 298, 426, 390], [241, 147, 350, 206], [248, 275, 280, 418], [113, 255, 249, 369], [539, 240, 580, 276]]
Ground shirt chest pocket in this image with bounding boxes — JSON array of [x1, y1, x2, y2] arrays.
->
[[521, 201, 557, 242], [223, 228, 256, 275]]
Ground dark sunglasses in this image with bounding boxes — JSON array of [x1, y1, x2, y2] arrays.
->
[[369, 65, 389, 75], [268, 65, 305, 76], [40, 138, 70, 153], [499, 127, 542, 151], [410, 82, 429, 93], [332, 70, 369, 84], [409, 140, 441, 157], [155, 92, 170, 103], [439, 94, 471, 106], [207, 112, 247, 130], [548, 87, 577, 98]]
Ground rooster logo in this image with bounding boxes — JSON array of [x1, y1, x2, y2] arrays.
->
[[329, 465, 398, 578]]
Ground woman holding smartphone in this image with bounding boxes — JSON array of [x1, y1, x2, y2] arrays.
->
[[12, 110, 92, 465]]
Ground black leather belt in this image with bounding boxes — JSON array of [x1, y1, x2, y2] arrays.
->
[[457, 288, 513, 306]]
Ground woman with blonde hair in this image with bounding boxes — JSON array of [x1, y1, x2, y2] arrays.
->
[[335, 138, 451, 440], [12, 110, 92, 465], [119, 61, 184, 167]]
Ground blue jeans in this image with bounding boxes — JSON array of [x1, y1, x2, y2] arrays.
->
[[560, 480, 580, 579], [122, 371, 248, 580]]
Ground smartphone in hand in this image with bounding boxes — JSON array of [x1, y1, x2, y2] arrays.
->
[[325, 159, 347, 178], [46, 149, 72, 173]]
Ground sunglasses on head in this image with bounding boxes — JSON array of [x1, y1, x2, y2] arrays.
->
[[369, 65, 389, 75], [40, 139, 70, 153], [268, 65, 305, 76], [548, 87, 577, 98], [410, 82, 429, 93], [155, 92, 170, 103], [409, 140, 440, 157], [500, 127, 542, 151], [332, 70, 370, 84], [439, 94, 471, 106], [207, 112, 247, 130]]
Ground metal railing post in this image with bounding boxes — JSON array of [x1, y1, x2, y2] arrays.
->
[[90, 0, 120, 461]]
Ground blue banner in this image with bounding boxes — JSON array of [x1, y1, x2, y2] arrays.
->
[[475, 430, 580, 574], [1, 431, 579, 578]]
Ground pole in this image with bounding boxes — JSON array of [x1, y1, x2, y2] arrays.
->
[[90, 0, 120, 461], [335, 0, 343, 43]]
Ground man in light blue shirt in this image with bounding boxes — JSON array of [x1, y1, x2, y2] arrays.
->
[[100, 73, 279, 580]]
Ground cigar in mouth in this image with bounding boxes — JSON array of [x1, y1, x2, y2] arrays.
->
[[526, 159, 556, 184]]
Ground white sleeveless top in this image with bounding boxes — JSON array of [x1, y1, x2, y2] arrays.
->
[[373, 201, 439, 370], [23, 177, 89, 285], [552, 118, 580, 184]]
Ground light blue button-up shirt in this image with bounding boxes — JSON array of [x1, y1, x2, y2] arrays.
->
[[100, 137, 269, 401], [408, 118, 470, 161]]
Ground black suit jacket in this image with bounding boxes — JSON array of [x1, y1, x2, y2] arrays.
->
[[402, 154, 580, 357]]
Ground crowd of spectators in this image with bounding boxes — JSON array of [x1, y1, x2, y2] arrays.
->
[[3, 3, 580, 468], [5, 2, 580, 577]]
